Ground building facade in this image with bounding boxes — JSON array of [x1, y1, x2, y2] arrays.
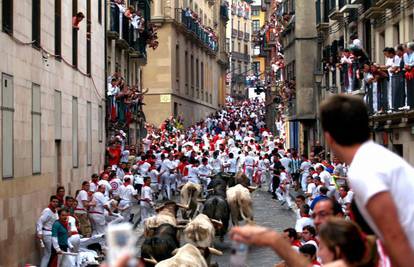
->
[[251, 0, 267, 81], [315, 0, 414, 164], [0, 0, 106, 265], [142, 0, 229, 127], [227, 0, 253, 99]]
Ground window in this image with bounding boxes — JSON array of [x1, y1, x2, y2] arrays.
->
[[196, 58, 199, 88], [72, 0, 78, 67], [98, 104, 103, 142], [2, 0, 13, 34], [238, 42, 241, 52], [32, 0, 41, 48], [86, 0, 91, 74], [244, 44, 248, 54], [191, 54, 194, 96], [32, 84, 41, 174], [72, 97, 78, 168], [252, 20, 260, 33], [237, 21, 240, 31], [185, 51, 189, 95], [174, 102, 178, 117], [54, 90, 62, 140], [201, 62, 204, 91], [2, 74, 14, 178], [393, 23, 400, 45], [98, 0, 102, 24], [252, 62, 260, 74], [176, 45, 180, 89], [86, 101, 92, 166], [251, 9, 259, 16], [55, 0, 62, 58], [244, 22, 246, 33], [232, 41, 234, 51]]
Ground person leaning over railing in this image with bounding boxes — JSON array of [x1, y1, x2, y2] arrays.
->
[[404, 42, 414, 109]]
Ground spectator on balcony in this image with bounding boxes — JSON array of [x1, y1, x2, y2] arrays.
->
[[124, 5, 134, 20], [72, 12, 85, 30], [404, 42, 414, 109], [384, 47, 405, 112], [396, 44, 409, 110], [371, 63, 389, 114], [339, 49, 354, 93], [363, 63, 376, 114]]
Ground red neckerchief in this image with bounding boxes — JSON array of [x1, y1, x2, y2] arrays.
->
[[292, 240, 302, 247], [92, 180, 99, 186], [302, 214, 311, 218], [48, 204, 56, 213], [124, 182, 130, 187], [56, 195, 64, 203], [312, 259, 321, 266]]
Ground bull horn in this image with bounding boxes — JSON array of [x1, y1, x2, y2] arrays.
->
[[208, 247, 223, 256], [197, 198, 206, 203], [171, 248, 179, 255], [247, 186, 258, 192], [176, 203, 190, 209], [206, 188, 215, 192], [143, 257, 158, 265], [176, 225, 186, 229], [210, 219, 223, 229]]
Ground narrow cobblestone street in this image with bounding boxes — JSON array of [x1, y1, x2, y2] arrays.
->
[[212, 186, 296, 266]]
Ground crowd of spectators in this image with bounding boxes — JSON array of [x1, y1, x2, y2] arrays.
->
[[110, 0, 159, 55], [182, 7, 218, 52], [107, 72, 147, 129]]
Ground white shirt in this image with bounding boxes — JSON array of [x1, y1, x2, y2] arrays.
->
[[36, 207, 58, 235], [226, 158, 238, 173], [295, 217, 314, 233], [140, 185, 153, 207], [348, 141, 414, 250], [119, 184, 137, 202], [75, 190, 89, 213], [148, 169, 159, 184], [98, 179, 112, 198], [90, 191, 108, 214], [319, 170, 332, 187], [139, 162, 151, 176], [110, 178, 123, 197]]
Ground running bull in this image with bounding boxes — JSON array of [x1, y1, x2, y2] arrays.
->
[[226, 184, 254, 226]]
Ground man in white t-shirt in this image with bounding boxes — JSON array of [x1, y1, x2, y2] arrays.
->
[[320, 94, 414, 267], [75, 181, 92, 237], [89, 184, 111, 235], [294, 204, 314, 235], [118, 177, 138, 222]]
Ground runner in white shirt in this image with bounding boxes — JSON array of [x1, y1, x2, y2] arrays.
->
[[36, 196, 59, 267], [109, 172, 123, 198], [98, 174, 112, 198], [118, 177, 138, 222], [140, 177, 154, 224], [243, 151, 256, 184], [198, 157, 213, 192], [89, 184, 111, 235]]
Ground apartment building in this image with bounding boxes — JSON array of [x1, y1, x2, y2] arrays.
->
[[251, 0, 267, 80], [227, 0, 253, 99], [0, 0, 106, 265], [315, 0, 414, 164], [141, 0, 229, 127]]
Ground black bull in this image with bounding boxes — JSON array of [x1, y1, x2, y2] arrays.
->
[[141, 223, 180, 267], [202, 173, 231, 239]]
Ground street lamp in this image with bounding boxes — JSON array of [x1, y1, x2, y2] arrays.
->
[[314, 69, 324, 154], [314, 70, 323, 86]]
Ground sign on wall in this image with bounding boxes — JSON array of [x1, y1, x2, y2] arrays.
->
[[160, 94, 171, 103]]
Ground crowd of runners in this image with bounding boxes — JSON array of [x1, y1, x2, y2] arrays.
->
[[36, 95, 414, 267]]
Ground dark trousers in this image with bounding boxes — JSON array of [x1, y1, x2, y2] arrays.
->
[[392, 74, 406, 109], [272, 176, 280, 197], [407, 78, 414, 108], [366, 84, 374, 114], [378, 79, 388, 111]]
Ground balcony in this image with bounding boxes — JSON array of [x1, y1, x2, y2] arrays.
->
[[329, 8, 342, 20], [376, 0, 400, 9], [238, 30, 243, 40], [220, 4, 229, 21], [231, 51, 250, 62], [339, 0, 360, 13], [361, 6, 383, 19], [175, 8, 218, 54], [232, 28, 238, 38], [108, 2, 149, 57], [244, 32, 250, 42]]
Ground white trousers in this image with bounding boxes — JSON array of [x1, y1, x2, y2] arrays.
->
[[89, 213, 106, 236], [244, 167, 254, 184], [40, 234, 52, 267], [161, 173, 173, 200], [140, 203, 154, 225]]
